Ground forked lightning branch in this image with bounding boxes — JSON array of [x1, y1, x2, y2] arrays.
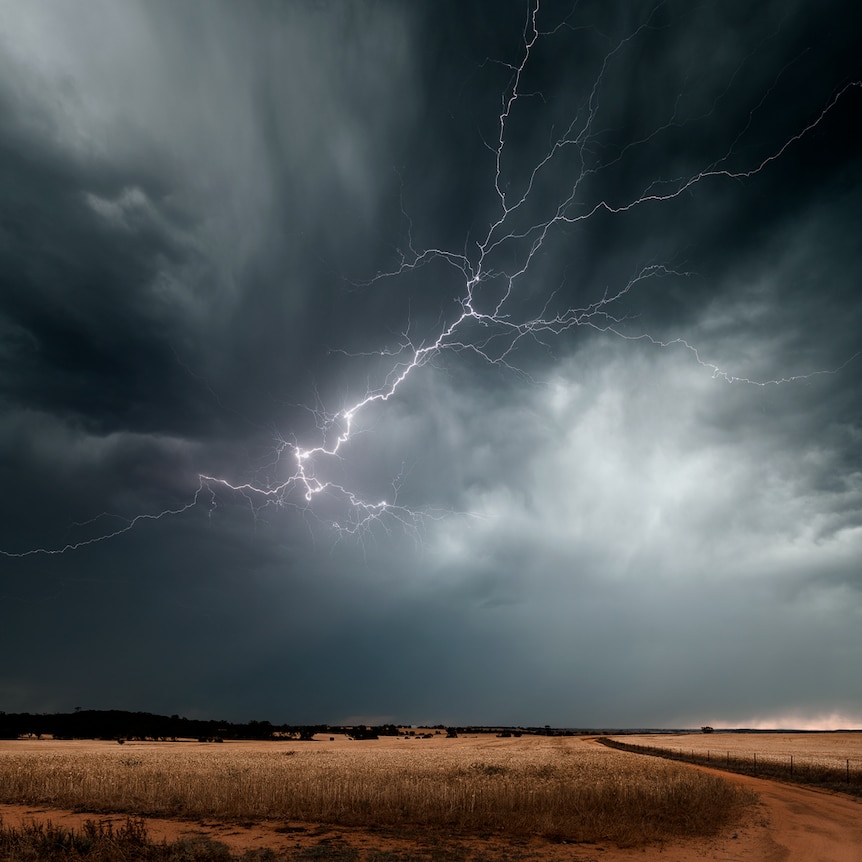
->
[[3, 1, 859, 556]]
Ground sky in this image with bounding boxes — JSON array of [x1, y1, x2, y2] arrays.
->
[[1, 0, 860, 729]]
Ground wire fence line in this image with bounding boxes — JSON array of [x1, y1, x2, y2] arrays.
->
[[596, 737, 862, 797]]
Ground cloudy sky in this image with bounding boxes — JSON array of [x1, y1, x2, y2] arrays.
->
[[1, 0, 860, 729]]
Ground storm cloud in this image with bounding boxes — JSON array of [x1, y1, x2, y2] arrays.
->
[[1, 0, 860, 728]]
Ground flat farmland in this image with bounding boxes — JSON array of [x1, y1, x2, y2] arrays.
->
[[609, 732, 862, 772], [0, 733, 750, 855], [4, 734, 862, 860]]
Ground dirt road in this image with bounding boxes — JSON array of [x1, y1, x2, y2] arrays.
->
[[585, 746, 862, 862], [2, 748, 861, 860], [724, 770, 862, 861]]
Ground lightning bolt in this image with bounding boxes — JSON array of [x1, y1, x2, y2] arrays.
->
[[3, 1, 859, 556]]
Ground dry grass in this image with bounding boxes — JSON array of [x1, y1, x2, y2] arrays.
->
[[613, 732, 862, 767], [0, 736, 752, 848], [0, 817, 270, 861], [604, 733, 862, 794]]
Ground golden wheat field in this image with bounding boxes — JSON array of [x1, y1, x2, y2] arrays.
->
[[613, 732, 862, 771], [0, 734, 751, 847]]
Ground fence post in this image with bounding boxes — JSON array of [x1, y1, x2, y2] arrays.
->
[[727, 751, 730, 767], [790, 755, 793, 776], [848, 760, 851, 783]]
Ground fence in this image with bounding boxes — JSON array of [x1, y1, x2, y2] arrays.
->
[[596, 737, 861, 797]]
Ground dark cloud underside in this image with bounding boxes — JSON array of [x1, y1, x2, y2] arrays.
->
[[1, 0, 860, 727]]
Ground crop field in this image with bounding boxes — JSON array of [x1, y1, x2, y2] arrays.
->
[[604, 732, 862, 791], [610, 732, 862, 767], [0, 734, 752, 849]]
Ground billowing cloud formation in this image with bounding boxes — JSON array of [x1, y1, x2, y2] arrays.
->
[[1, 0, 860, 727]]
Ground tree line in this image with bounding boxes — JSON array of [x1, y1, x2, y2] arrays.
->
[[0, 710, 397, 742], [0, 710, 586, 741]]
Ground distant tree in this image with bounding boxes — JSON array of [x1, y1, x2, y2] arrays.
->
[[701, 726, 715, 734]]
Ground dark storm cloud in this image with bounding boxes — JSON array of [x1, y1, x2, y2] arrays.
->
[[1, 0, 860, 727], [0, 0, 424, 423]]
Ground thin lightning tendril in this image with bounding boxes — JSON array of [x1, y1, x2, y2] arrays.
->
[[3, 1, 859, 556]]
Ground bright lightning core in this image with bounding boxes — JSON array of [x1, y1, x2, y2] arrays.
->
[[3, 1, 859, 556]]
